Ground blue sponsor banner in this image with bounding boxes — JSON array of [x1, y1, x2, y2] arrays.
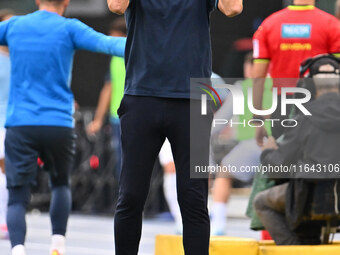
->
[[281, 24, 311, 38]]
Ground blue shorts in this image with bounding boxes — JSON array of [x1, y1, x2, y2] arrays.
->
[[5, 126, 76, 188]]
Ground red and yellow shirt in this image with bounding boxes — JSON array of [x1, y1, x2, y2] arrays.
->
[[253, 5, 340, 89]]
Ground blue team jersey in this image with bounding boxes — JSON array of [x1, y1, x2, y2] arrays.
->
[[0, 51, 10, 128], [124, 0, 215, 98], [0, 10, 126, 128]]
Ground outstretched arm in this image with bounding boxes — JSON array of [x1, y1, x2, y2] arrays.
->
[[68, 19, 126, 57], [107, 0, 130, 15], [217, 0, 243, 17]]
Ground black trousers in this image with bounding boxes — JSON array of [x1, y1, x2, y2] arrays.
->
[[114, 95, 212, 255]]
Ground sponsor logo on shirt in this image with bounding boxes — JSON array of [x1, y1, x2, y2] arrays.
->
[[280, 43, 312, 51], [281, 24, 311, 39]]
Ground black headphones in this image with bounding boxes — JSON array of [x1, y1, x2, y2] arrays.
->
[[297, 54, 340, 100]]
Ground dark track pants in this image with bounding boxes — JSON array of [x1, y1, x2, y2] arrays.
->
[[114, 95, 212, 255], [7, 185, 71, 247], [5, 126, 75, 247]]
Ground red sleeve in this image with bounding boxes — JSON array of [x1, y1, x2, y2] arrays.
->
[[327, 16, 340, 54], [253, 22, 271, 60]]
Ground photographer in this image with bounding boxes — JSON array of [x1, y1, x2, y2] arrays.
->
[[253, 55, 340, 245]]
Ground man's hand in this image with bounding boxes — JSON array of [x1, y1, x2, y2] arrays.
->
[[107, 0, 129, 15], [256, 126, 268, 147], [218, 0, 243, 17], [87, 120, 103, 136], [262, 136, 278, 151]]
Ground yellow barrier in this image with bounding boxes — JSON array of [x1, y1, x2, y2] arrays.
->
[[258, 240, 275, 246], [210, 236, 258, 255], [155, 235, 340, 255], [155, 235, 184, 255], [259, 245, 340, 255], [155, 235, 258, 255]]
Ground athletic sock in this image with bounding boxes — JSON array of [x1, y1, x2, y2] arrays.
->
[[50, 234, 65, 255], [211, 202, 228, 235], [163, 173, 182, 233], [12, 244, 26, 255]]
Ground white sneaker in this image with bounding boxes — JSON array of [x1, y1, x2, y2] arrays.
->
[[12, 245, 26, 255], [51, 249, 63, 255], [50, 235, 65, 255]]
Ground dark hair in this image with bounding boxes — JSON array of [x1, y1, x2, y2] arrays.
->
[[0, 9, 15, 22], [108, 17, 127, 35], [40, 0, 65, 4]]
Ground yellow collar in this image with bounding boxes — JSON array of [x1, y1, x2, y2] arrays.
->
[[287, 5, 315, 11]]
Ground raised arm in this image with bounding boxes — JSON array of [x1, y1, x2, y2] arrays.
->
[[107, 0, 130, 15], [68, 19, 126, 57], [217, 0, 243, 17]]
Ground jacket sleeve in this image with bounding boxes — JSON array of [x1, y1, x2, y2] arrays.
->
[[261, 115, 307, 167], [67, 19, 126, 57]]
